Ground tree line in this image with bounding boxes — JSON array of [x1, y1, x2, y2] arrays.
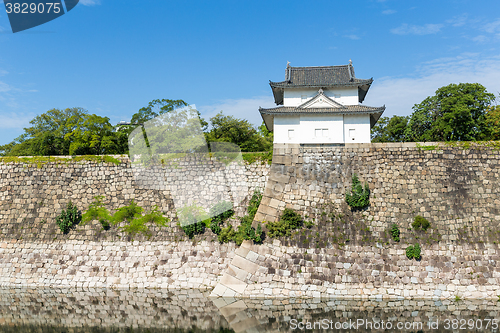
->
[[0, 99, 273, 156], [2, 82, 497, 156], [372, 83, 500, 143]]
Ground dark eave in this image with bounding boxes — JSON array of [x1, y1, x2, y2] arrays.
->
[[259, 105, 385, 132], [259, 105, 385, 115]]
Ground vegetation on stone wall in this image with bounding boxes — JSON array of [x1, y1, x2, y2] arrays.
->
[[0, 155, 121, 168], [81, 196, 169, 239], [178, 204, 211, 239], [412, 215, 431, 231], [390, 223, 400, 242], [218, 190, 264, 245], [266, 208, 304, 238], [406, 243, 422, 260], [55, 201, 82, 234], [345, 173, 370, 210], [177, 190, 264, 245]]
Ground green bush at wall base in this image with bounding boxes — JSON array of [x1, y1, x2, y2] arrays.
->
[[209, 201, 234, 235], [217, 190, 264, 245], [412, 215, 430, 231], [266, 208, 304, 238], [56, 201, 82, 234], [406, 243, 421, 260], [390, 223, 400, 242], [182, 221, 207, 239], [345, 173, 370, 210], [81, 196, 169, 238]]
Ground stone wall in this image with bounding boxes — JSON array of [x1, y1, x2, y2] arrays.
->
[[211, 240, 500, 299], [256, 142, 500, 244], [0, 239, 235, 289], [0, 156, 269, 242], [3, 143, 500, 300]]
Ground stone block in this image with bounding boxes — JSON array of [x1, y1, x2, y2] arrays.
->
[[220, 273, 248, 294]]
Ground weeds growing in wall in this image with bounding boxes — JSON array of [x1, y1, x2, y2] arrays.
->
[[0, 155, 122, 168], [217, 190, 264, 245], [80, 196, 169, 239], [56, 201, 82, 234], [176, 190, 264, 245], [345, 173, 370, 210]]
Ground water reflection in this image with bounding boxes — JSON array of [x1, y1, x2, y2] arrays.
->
[[1, 288, 500, 332]]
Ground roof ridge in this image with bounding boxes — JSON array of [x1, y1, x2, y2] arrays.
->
[[289, 64, 350, 69]]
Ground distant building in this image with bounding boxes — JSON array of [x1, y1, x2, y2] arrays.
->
[[259, 61, 385, 144]]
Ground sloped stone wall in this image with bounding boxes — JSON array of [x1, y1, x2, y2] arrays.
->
[[256, 142, 500, 243]]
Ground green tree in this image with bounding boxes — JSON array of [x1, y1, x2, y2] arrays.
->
[[0, 108, 127, 156], [371, 115, 409, 142], [64, 114, 126, 155], [483, 105, 500, 140], [405, 83, 495, 142], [130, 99, 189, 125], [205, 112, 271, 152]]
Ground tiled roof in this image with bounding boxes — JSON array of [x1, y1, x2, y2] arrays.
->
[[269, 64, 373, 88], [269, 63, 373, 105], [259, 105, 385, 115]]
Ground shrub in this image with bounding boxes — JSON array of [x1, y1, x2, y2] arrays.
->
[[406, 243, 421, 260], [304, 221, 314, 229], [218, 224, 236, 243], [209, 201, 234, 235], [178, 204, 210, 239], [82, 196, 112, 230], [266, 208, 304, 238], [111, 200, 143, 224], [56, 201, 82, 234], [81, 197, 168, 237], [412, 215, 430, 231], [390, 223, 400, 242], [247, 190, 262, 219], [345, 173, 370, 210], [233, 215, 263, 245]]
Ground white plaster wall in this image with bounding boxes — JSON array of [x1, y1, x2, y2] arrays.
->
[[343, 114, 371, 143], [283, 87, 358, 106], [274, 114, 343, 144], [324, 87, 358, 105], [274, 115, 301, 144]]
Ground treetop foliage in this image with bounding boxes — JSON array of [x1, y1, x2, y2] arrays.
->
[[0, 99, 273, 157], [372, 82, 498, 143]]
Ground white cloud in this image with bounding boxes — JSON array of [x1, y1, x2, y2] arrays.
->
[[390, 23, 443, 35], [472, 35, 489, 43], [382, 9, 396, 15], [344, 34, 360, 40], [484, 19, 500, 34], [363, 54, 500, 118], [0, 80, 11, 93], [446, 14, 468, 27], [0, 112, 33, 129], [198, 95, 275, 128], [79, 0, 100, 6]]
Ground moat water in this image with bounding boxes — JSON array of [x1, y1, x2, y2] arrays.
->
[[1, 288, 499, 332]]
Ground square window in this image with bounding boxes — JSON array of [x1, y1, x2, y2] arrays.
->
[[315, 129, 322, 137], [322, 129, 329, 137], [288, 129, 295, 139]]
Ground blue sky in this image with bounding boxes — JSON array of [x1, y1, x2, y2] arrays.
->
[[0, 0, 499, 145]]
